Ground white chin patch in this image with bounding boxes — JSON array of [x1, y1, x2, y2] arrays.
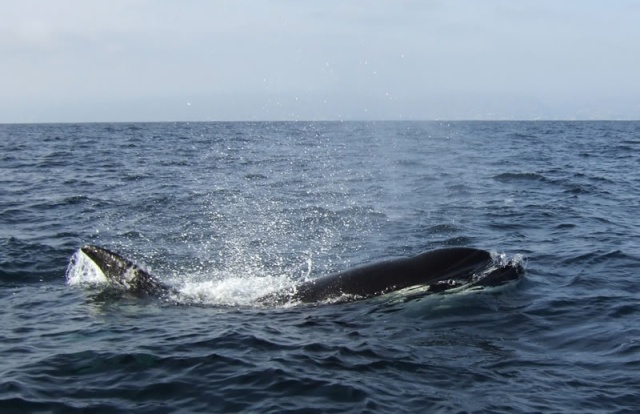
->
[[66, 249, 109, 286]]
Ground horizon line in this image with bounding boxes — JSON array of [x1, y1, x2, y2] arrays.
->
[[2, 118, 638, 125]]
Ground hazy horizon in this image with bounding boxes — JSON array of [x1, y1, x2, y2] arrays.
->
[[2, 1, 639, 123]]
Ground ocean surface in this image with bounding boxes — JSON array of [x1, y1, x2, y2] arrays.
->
[[1, 121, 639, 413]]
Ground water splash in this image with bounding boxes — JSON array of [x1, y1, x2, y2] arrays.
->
[[65, 250, 108, 286], [66, 247, 302, 307], [491, 251, 527, 269]]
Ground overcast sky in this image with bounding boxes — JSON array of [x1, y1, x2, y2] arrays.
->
[[2, 0, 639, 123]]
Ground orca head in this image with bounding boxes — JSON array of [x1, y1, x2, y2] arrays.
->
[[473, 259, 525, 288], [81, 245, 133, 278], [80, 245, 166, 295]]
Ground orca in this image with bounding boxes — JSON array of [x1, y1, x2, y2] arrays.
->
[[77, 245, 524, 304]]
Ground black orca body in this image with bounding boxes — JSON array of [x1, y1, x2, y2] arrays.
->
[[78, 245, 524, 304]]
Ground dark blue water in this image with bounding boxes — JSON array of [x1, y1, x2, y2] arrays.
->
[[1, 121, 639, 413]]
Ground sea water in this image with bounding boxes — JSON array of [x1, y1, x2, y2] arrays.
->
[[1, 121, 639, 413]]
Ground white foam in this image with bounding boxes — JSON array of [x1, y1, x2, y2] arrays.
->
[[168, 272, 295, 307]]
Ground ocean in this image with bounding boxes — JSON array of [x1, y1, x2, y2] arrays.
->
[[1, 121, 638, 413]]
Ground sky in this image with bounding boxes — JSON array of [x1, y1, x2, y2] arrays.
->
[[1, 0, 639, 123]]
